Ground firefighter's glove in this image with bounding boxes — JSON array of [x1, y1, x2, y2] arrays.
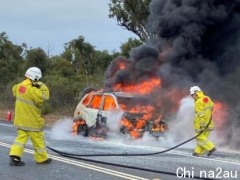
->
[[32, 81, 43, 89], [200, 126, 205, 131]]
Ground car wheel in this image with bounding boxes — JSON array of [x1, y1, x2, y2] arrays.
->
[[120, 126, 127, 134], [77, 123, 88, 137]]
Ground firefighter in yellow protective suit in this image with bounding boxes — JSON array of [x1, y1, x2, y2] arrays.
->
[[190, 86, 217, 157], [9, 67, 52, 166]]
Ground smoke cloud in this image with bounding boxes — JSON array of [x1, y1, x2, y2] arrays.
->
[[76, 0, 240, 149], [147, 0, 240, 149], [51, 118, 78, 140], [103, 0, 240, 149]]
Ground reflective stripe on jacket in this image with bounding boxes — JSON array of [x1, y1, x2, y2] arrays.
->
[[13, 79, 49, 131], [194, 91, 214, 132]]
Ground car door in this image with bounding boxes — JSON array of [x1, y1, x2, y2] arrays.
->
[[85, 94, 103, 127], [102, 94, 122, 131], [74, 93, 92, 120]]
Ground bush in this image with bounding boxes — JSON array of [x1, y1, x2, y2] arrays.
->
[[42, 102, 53, 115]]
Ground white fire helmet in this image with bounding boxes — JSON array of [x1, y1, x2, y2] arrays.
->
[[190, 86, 201, 95], [25, 67, 42, 81]]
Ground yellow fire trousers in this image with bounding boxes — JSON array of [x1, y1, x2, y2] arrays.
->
[[9, 129, 49, 163], [194, 130, 215, 155]]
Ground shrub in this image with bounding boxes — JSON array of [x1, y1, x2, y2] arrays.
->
[[42, 102, 53, 115]]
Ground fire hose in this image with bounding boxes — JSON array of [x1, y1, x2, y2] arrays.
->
[[47, 118, 218, 180]]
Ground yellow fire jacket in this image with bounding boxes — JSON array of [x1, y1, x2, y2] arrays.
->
[[194, 91, 214, 132], [12, 79, 49, 131]]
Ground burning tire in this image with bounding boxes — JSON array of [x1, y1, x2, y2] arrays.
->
[[120, 126, 127, 134], [77, 123, 88, 137]]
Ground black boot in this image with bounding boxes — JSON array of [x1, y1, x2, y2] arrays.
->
[[208, 147, 217, 157], [9, 156, 25, 166], [37, 158, 52, 164], [192, 152, 200, 157]]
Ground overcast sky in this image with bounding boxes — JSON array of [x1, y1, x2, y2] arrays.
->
[[0, 0, 137, 56]]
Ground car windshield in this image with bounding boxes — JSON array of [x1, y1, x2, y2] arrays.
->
[[117, 96, 153, 113]]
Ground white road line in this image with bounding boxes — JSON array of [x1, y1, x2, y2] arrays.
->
[[103, 141, 240, 166], [1, 122, 239, 166], [44, 131, 51, 134], [0, 141, 148, 180], [138, 146, 240, 166], [0, 123, 13, 127], [0, 122, 51, 134]]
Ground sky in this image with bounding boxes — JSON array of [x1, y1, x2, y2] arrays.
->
[[0, 0, 137, 56]]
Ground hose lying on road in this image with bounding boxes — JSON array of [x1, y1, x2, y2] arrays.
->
[[50, 148, 218, 180], [47, 118, 213, 157], [47, 114, 213, 157], [47, 130, 219, 179], [47, 132, 201, 157], [47, 120, 216, 179]]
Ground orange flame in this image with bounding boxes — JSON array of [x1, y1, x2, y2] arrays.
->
[[112, 77, 162, 138], [119, 63, 126, 70], [89, 95, 102, 109], [155, 88, 186, 114], [212, 101, 228, 129], [89, 136, 104, 141], [152, 124, 166, 132], [72, 122, 79, 135], [120, 104, 154, 114], [103, 95, 116, 111], [121, 117, 144, 139], [114, 78, 161, 95], [82, 92, 93, 106], [72, 120, 86, 135], [120, 104, 156, 138], [121, 117, 133, 130], [130, 130, 142, 139], [135, 119, 146, 129]]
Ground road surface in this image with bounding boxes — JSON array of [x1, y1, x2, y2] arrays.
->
[[0, 120, 239, 180]]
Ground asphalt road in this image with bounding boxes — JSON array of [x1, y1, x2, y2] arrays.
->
[[0, 120, 239, 180]]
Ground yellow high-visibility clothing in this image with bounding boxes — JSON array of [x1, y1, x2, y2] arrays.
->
[[10, 79, 50, 163], [9, 130, 48, 163], [194, 91, 215, 154], [12, 79, 49, 131], [194, 131, 214, 155], [194, 91, 214, 132]]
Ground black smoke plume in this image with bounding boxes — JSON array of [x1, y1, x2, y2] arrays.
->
[[103, 0, 240, 149], [147, 0, 240, 149]]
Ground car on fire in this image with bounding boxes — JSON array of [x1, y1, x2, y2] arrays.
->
[[73, 92, 167, 138]]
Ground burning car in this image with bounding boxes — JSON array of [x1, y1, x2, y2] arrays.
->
[[73, 91, 167, 138]]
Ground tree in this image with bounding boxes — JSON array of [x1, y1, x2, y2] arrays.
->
[[94, 50, 113, 70], [0, 32, 24, 85], [24, 48, 49, 74], [120, 38, 143, 58], [109, 0, 151, 41], [61, 49, 73, 62], [0, 32, 23, 64], [52, 57, 75, 77], [64, 36, 96, 75]]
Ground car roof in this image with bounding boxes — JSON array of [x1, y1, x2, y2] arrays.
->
[[90, 91, 149, 99], [112, 92, 136, 98]]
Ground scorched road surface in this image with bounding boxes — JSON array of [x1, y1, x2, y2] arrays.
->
[[0, 120, 239, 180]]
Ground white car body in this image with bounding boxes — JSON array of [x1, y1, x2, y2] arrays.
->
[[73, 92, 166, 137], [74, 92, 122, 128]]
